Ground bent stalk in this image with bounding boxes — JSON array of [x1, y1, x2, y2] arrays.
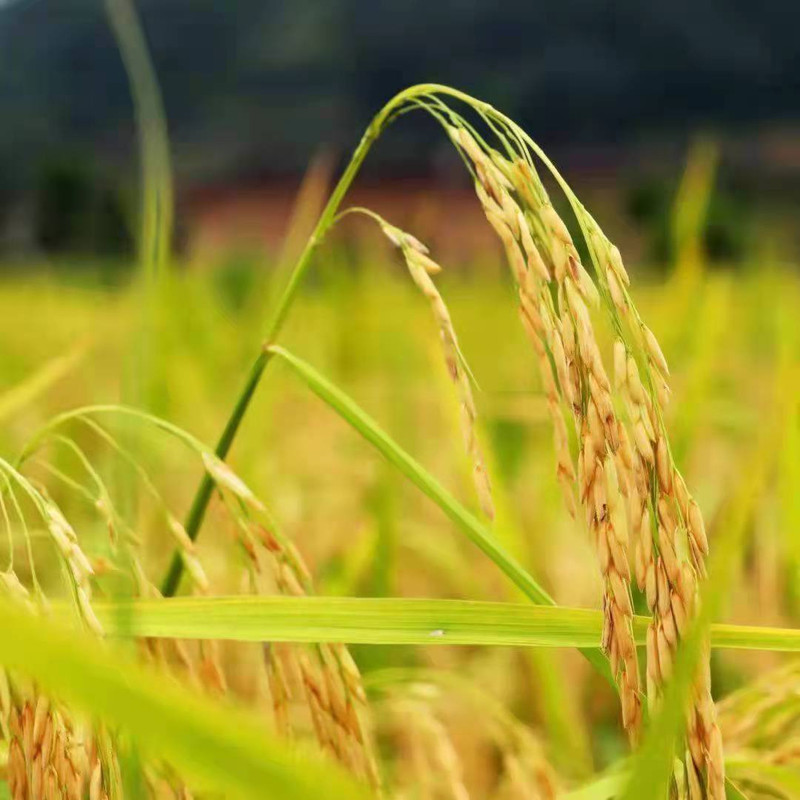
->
[[160, 83, 474, 596]]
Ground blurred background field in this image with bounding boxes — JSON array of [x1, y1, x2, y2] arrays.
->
[[1, 0, 800, 794], [2, 232, 799, 783]]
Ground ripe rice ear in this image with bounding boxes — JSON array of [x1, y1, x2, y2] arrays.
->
[[235, 517, 381, 789], [361, 213, 496, 521], [589, 222, 723, 797], [451, 121, 642, 741]]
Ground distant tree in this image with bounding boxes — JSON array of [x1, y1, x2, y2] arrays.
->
[[626, 175, 751, 269], [0, 173, 12, 232], [33, 159, 133, 260]]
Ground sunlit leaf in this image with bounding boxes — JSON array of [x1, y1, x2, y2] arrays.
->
[[82, 596, 800, 652]]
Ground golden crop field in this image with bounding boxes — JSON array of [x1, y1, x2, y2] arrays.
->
[[1, 6, 800, 800]]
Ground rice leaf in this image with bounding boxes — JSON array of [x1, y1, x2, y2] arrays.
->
[[0, 345, 85, 423], [561, 771, 626, 800], [79, 596, 800, 652], [268, 345, 551, 604], [267, 345, 617, 681], [726, 757, 800, 798]]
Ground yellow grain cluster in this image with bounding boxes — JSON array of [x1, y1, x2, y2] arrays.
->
[[450, 123, 643, 741], [590, 229, 723, 798], [379, 219, 495, 521], [441, 115, 724, 796], [235, 520, 381, 790], [3, 689, 116, 800]]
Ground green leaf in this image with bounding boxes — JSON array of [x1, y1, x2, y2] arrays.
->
[[724, 777, 751, 800], [561, 771, 626, 800], [97, 596, 602, 646], [0, 345, 85, 423], [0, 595, 366, 800], [268, 346, 552, 605], [558, 763, 760, 800], [726, 757, 800, 798], [708, 621, 800, 651], [83, 596, 800, 652], [267, 346, 613, 682], [105, 0, 173, 280]]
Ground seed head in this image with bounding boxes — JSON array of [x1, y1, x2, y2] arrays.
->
[[643, 325, 670, 376], [687, 500, 709, 555], [607, 268, 626, 314], [626, 356, 647, 405], [613, 340, 627, 391], [407, 249, 442, 276], [655, 437, 672, 493], [202, 453, 265, 512]]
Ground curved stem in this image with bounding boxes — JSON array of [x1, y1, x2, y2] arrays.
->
[[105, 0, 173, 282], [160, 348, 269, 595], [158, 81, 592, 597], [160, 83, 455, 596]]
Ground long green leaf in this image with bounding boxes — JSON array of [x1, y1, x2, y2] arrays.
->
[[84, 596, 800, 652], [561, 771, 626, 800], [561, 763, 762, 800], [0, 596, 365, 800], [105, 0, 173, 279], [268, 345, 554, 605], [724, 778, 751, 800], [97, 596, 600, 647], [269, 346, 621, 681]]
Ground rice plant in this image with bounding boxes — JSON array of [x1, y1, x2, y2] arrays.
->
[[0, 8, 799, 798]]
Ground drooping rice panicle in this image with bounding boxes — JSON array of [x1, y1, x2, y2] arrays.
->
[[11, 407, 382, 794], [7, 696, 105, 800], [420, 96, 726, 794], [587, 226, 723, 799], [374, 674, 559, 800], [446, 121, 642, 741], [392, 699, 471, 800], [232, 512, 381, 790], [718, 660, 800, 755], [0, 473, 119, 800], [344, 208, 495, 521]]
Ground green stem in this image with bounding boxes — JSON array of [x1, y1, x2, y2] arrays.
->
[[160, 349, 270, 596], [155, 81, 610, 610], [159, 84, 446, 596], [105, 0, 173, 281]]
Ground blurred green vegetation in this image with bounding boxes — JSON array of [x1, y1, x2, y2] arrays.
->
[[1, 0, 798, 792], [0, 237, 797, 773]]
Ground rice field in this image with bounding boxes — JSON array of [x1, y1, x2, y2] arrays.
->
[[1, 11, 800, 798]]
